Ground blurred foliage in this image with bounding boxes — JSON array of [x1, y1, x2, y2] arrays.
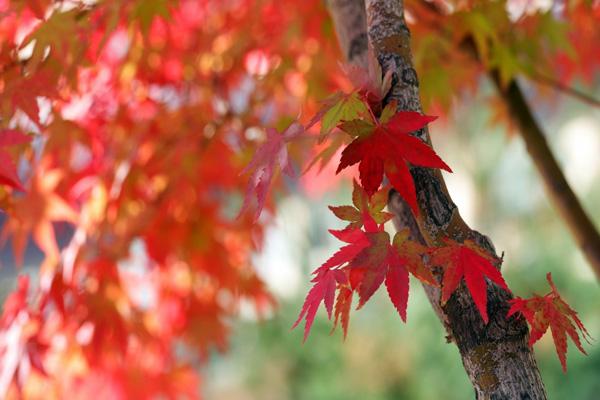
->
[[204, 80, 600, 399]]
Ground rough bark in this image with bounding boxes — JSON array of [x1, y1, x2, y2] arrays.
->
[[327, 0, 548, 398], [326, 0, 370, 68]]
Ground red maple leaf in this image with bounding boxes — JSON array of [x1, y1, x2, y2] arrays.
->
[[239, 122, 304, 220], [2, 168, 78, 265], [331, 285, 353, 339], [3, 70, 59, 127], [430, 239, 510, 323], [336, 109, 451, 214], [507, 273, 592, 372], [0, 275, 30, 326], [0, 129, 31, 191], [296, 218, 440, 340], [347, 228, 414, 321], [292, 267, 347, 342], [293, 223, 373, 341], [0, 274, 49, 390], [322, 227, 372, 270], [384, 249, 410, 322]]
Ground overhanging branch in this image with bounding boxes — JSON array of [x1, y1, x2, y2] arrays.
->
[[492, 75, 600, 281]]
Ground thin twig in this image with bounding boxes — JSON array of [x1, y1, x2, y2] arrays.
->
[[528, 72, 600, 108]]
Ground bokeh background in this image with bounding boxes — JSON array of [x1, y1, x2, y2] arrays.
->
[[1, 79, 598, 400], [200, 80, 600, 399], [1, 19, 599, 400]]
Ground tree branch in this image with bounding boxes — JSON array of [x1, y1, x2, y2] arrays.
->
[[492, 75, 600, 281], [326, 0, 370, 68], [529, 72, 600, 108], [327, 0, 548, 397], [327, 0, 450, 332], [327, 0, 451, 332]]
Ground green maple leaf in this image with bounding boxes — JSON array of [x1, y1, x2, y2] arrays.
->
[[328, 180, 393, 229]]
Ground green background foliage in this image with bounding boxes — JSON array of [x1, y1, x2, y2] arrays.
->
[[205, 81, 600, 399]]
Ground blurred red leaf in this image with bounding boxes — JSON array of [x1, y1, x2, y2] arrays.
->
[[0, 129, 30, 191]]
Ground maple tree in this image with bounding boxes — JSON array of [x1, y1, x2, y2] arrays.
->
[[0, 0, 598, 399]]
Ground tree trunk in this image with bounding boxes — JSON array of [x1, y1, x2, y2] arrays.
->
[[327, 0, 548, 398]]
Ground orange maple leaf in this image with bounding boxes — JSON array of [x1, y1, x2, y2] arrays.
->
[[3, 168, 78, 266]]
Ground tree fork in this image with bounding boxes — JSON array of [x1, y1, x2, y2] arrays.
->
[[327, 0, 548, 397]]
